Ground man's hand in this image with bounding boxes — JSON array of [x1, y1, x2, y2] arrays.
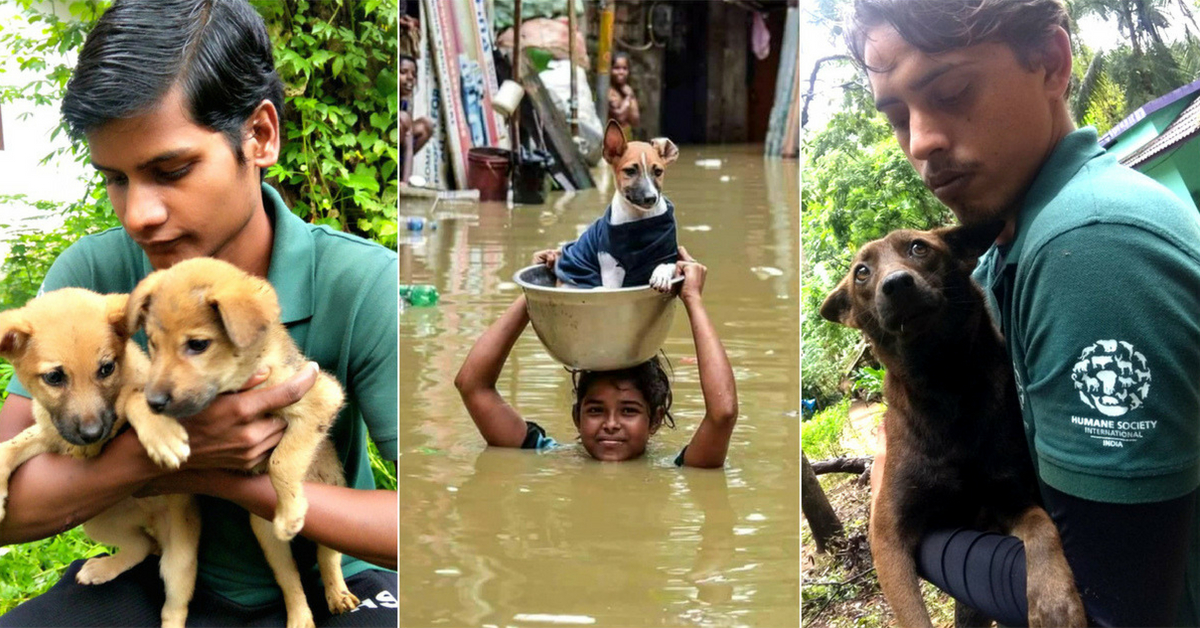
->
[[676, 246, 707, 303], [175, 363, 318, 472], [532, 249, 560, 268]]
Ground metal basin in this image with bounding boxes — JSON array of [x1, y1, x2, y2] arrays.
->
[[514, 265, 682, 371]]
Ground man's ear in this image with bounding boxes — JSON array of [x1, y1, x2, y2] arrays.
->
[[1040, 25, 1073, 100], [603, 120, 627, 164], [820, 281, 856, 328], [243, 99, 280, 170]]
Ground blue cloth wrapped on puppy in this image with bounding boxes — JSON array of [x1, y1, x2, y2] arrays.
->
[[554, 200, 678, 288]]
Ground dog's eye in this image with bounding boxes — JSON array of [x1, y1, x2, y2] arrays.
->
[[185, 338, 211, 355], [854, 265, 870, 283], [41, 369, 66, 387], [623, 166, 637, 176], [97, 361, 116, 379], [653, 167, 663, 177], [909, 241, 929, 257]]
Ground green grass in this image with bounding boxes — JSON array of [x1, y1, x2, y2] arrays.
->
[[0, 528, 108, 614], [801, 398, 851, 460]]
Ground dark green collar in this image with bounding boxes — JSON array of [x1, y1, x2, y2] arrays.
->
[[262, 183, 314, 325], [1005, 128, 1105, 266]]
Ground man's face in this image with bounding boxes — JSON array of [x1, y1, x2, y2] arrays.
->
[[399, 60, 416, 97], [88, 86, 266, 270], [865, 26, 1062, 225]]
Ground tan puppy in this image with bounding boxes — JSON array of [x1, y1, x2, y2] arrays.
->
[[127, 257, 357, 628], [0, 288, 200, 628]]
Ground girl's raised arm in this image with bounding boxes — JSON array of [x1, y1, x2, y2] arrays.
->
[[675, 248, 738, 468], [454, 295, 533, 447]]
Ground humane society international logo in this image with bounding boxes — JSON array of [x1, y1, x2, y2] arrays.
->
[[1070, 339, 1151, 417]]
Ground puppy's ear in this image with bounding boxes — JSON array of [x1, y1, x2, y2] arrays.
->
[[937, 219, 1005, 263], [820, 282, 856, 328], [650, 138, 679, 165], [206, 277, 280, 349], [127, 271, 163, 334], [0, 310, 33, 361], [603, 120, 627, 165], [105, 294, 131, 340]]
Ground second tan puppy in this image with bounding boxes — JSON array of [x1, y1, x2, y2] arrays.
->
[[128, 258, 358, 627], [0, 288, 199, 628]]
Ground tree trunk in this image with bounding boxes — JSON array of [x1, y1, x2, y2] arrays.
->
[[802, 453, 846, 553]]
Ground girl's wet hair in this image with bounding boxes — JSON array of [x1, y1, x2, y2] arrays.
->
[[571, 354, 675, 431]]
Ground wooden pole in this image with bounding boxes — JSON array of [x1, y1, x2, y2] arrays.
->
[[596, 0, 614, 124], [567, 0, 578, 135], [512, 0, 523, 166]]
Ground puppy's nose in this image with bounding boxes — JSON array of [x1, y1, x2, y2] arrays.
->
[[77, 419, 106, 443], [880, 271, 915, 296], [146, 391, 171, 414]]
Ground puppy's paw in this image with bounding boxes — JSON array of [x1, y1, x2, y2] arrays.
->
[[161, 608, 188, 628], [77, 556, 126, 585], [326, 587, 360, 614], [274, 496, 308, 541], [137, 419, 191, 470], [285, 607, 316, 628], [1028, 580, 1086, 628], [650, 263, 676, 293]]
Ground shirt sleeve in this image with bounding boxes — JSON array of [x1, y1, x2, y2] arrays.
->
[[521, 421, 558, 450], [347, 255, 399, 460], [1013, 222, 1200, 503]]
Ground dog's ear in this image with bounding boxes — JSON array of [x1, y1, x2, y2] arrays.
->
[[650, 137, 679, 165], [820, 281, 856, 328], [206, 277, 280, 349], [105, 293, 131, 340], [937, 219, 1006, 263], [126, 271, 163, 334], [0, 310, 33, 361], [603, 120, 626, 165]]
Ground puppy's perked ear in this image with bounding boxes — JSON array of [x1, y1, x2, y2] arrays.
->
[[937, 219, 1005, 264], [603, 119, 627, 165], [206, 277, 281, 349], [127, 271, 163, 335], [0, 311, 32, 361], [650, 138, 679, 165], [105, 294, 131, 340], [820, 282, 856, 328]]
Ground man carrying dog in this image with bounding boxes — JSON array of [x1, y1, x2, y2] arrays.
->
[[0, 1, 398, 625], [849, 0, 1200, 623]]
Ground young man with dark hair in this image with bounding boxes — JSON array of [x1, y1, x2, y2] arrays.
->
[[848, 0, 1200, 624], [0, 1, 398, 625]]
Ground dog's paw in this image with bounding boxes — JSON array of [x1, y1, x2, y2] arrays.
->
[[1028, 581, 1086, 628], [326, 587, 360, 614], [284, 607, 316, 628], [77, 556, 126, 585], [137, 419, 190, 470], [161, 608, 188, 628], [649, 264, 676, 293], [274, 496, 308, 541]]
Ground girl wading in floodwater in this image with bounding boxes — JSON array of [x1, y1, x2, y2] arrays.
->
[[455, 248, 738, 468]]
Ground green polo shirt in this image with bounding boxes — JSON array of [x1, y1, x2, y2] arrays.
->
[[7, 183, 397, 606], [974, 128, 1200, 622]]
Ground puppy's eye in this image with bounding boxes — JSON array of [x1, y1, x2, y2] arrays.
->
[[653, 167, 663, 177], [854, 265, 870, 283], [910, 241, 929, 257], [623, 167, 637, 176], [185, 338, 211, 355], [42, 369, 66, 387], [97, 361, 116, 379]]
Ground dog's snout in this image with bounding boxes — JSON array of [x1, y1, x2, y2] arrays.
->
[[881, 271, 916, 296], [75, 409, 114, 444], [146, 391, 171, 414]]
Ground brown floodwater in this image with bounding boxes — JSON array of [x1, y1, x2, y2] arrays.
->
[[399, 145, 800, 627]]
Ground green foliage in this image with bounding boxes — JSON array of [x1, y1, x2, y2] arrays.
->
[[852, 365, 885, 399], [801, 399, 851, 461], [368, 440, 397, 491], [0, 528, 110, 615], [256, 0, 399, 248]]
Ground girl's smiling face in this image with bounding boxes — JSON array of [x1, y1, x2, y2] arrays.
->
[[574, 376, 661, 461]]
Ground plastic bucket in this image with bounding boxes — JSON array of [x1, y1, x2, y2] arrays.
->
[[513, 152, 548, 205], [466, 147, 512, 202]]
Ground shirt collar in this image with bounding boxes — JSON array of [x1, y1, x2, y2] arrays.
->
[[262, 183, 314, 324], [1004, 127, 1105, 266]]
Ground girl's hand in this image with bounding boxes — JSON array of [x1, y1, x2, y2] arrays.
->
[[532, 249, 560, 268], [676, 246, 707, 303]]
